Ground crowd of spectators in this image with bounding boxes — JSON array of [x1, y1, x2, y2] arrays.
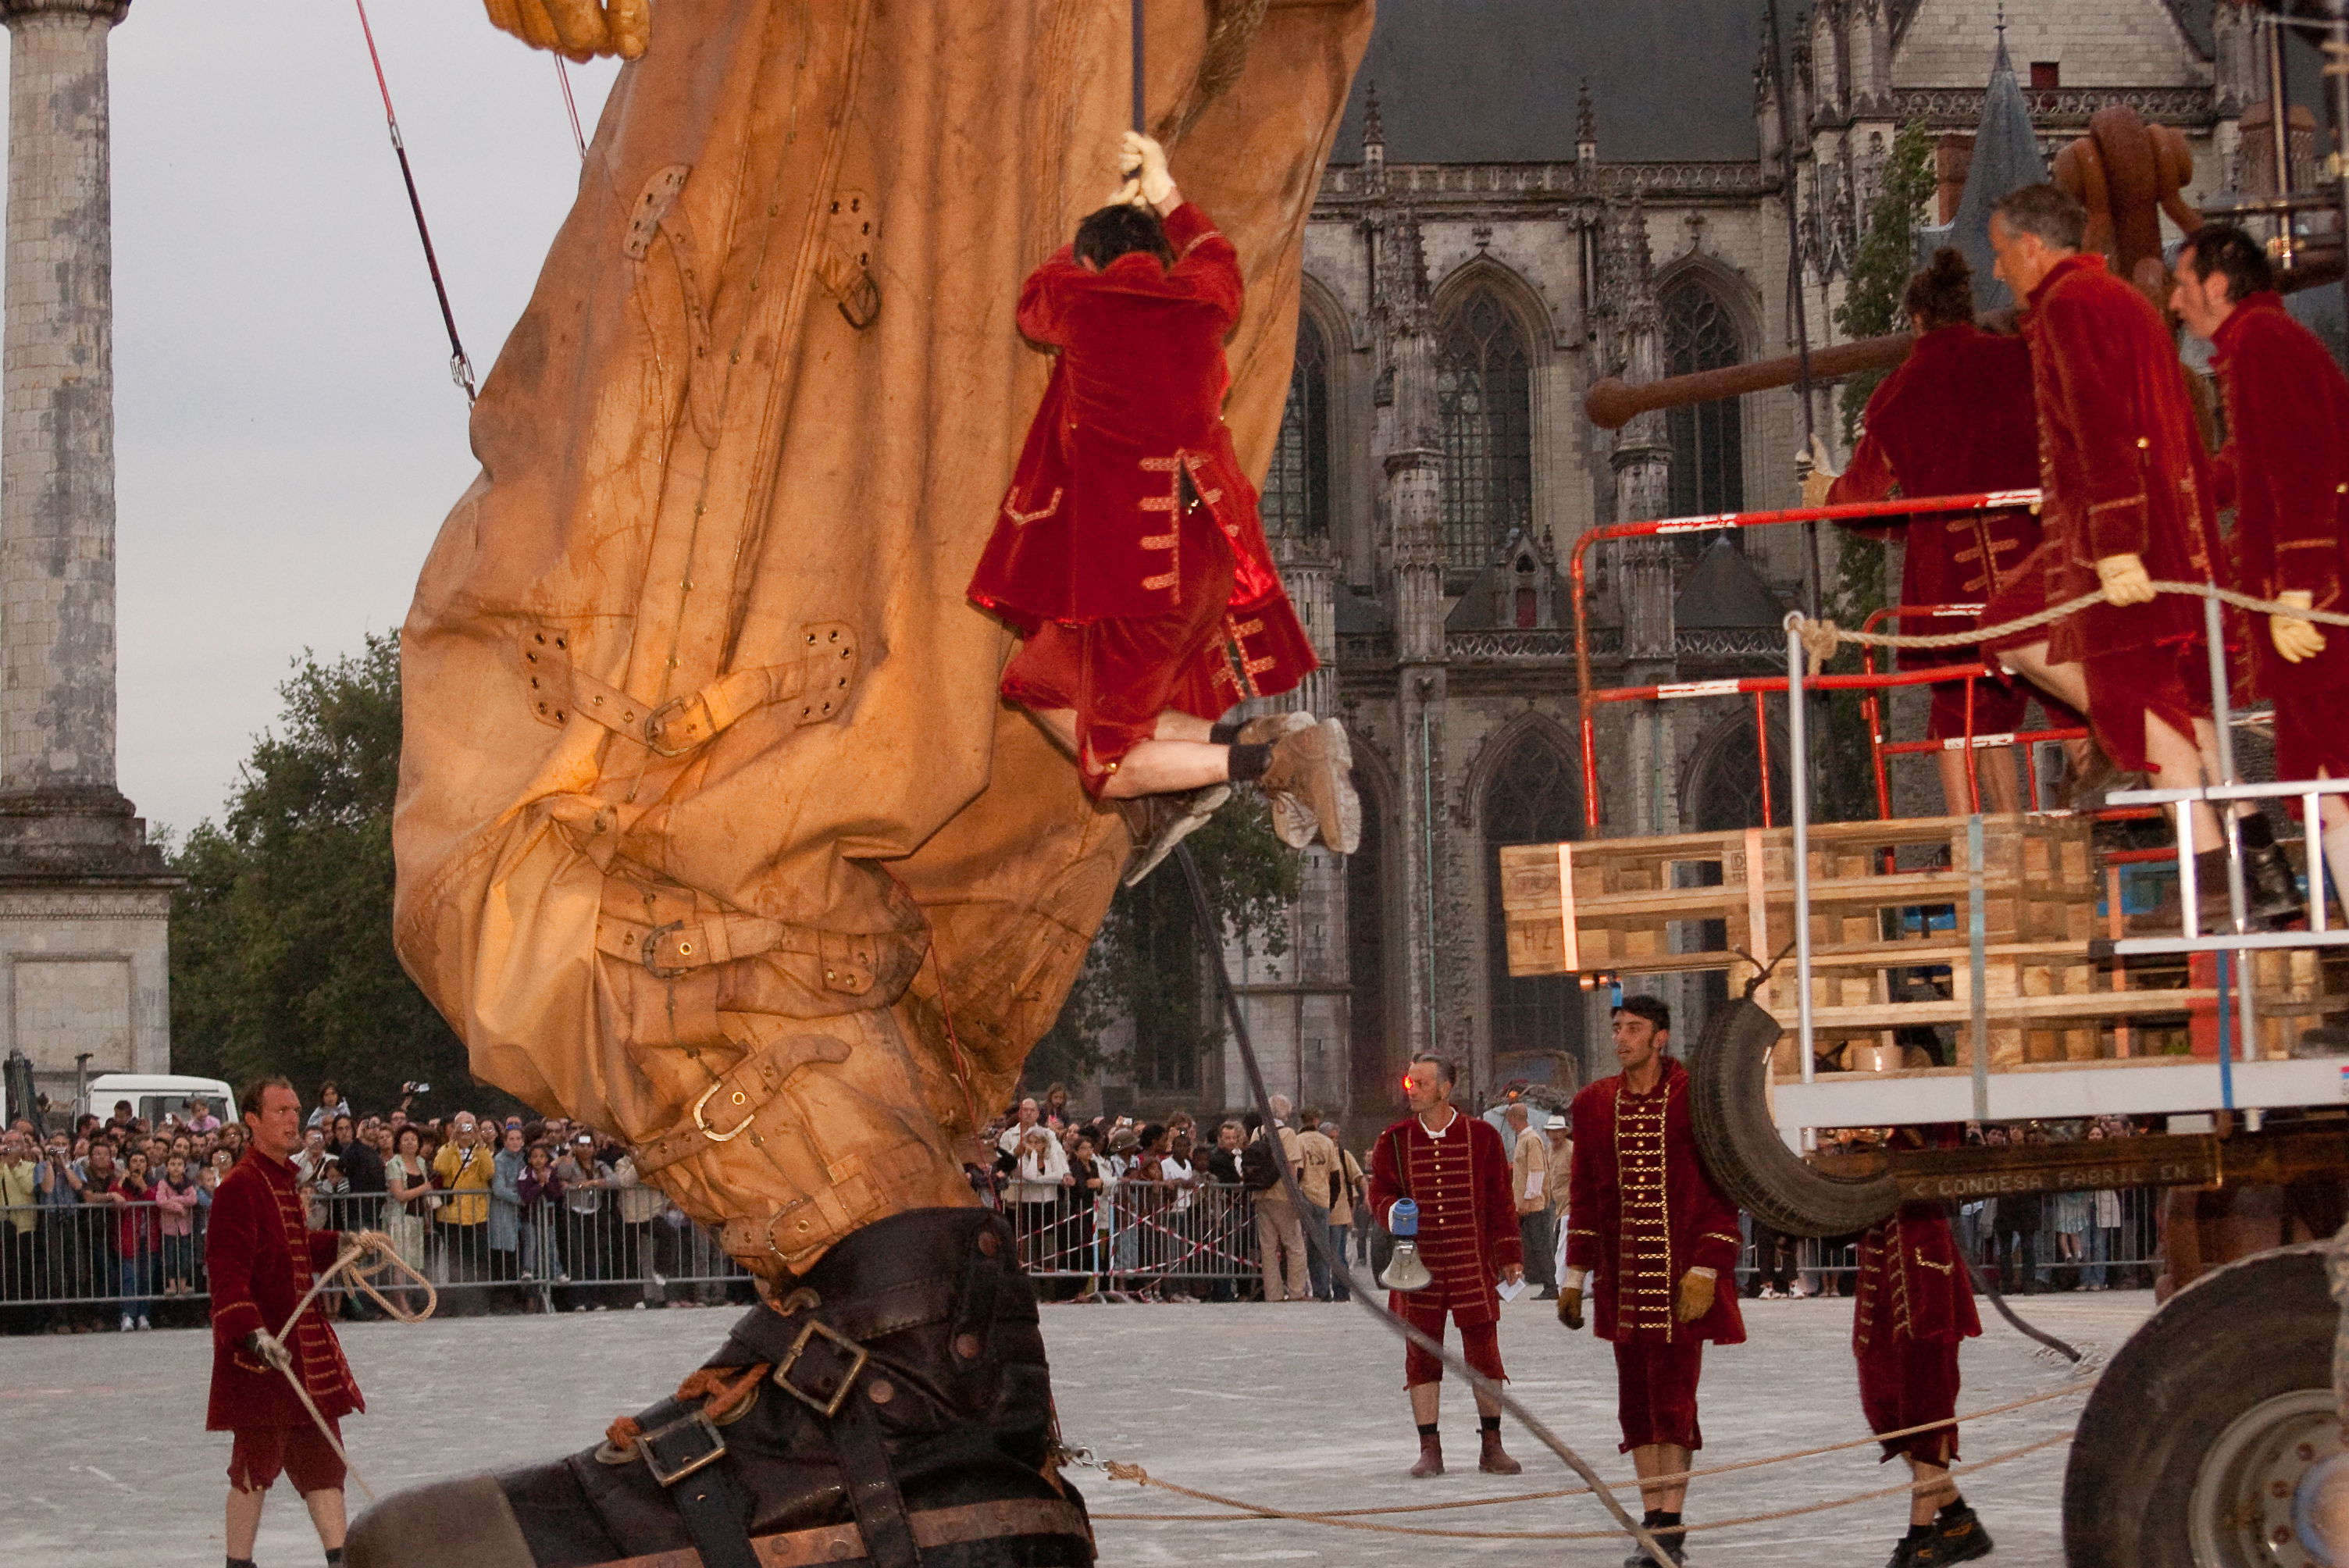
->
[[0, 1081, 750, 1335], [1, 1078, 2178, 1331]]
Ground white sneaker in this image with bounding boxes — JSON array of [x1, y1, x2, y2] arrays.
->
[[119, 1314, 134, 1332], [137, 1317, 152, 1331]]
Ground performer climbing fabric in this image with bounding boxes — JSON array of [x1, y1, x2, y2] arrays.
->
[[1812, 247, 2074, 811], [1367, 1053, 1524, 1478], [1561, 996, 1744, 1568], [209, 1078, 365, 1568], [971, 132, 1357, 856], [2176, 223, 2349, 939], [1852, 1128, 1994, 1567]]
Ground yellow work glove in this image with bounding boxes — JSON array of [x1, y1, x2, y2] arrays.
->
[[2095, 552, 2157, 606], [1796, 435, 1838, 511], [1675, 1269, 1716, 1324], [483, 0, 648, 62], [2271, 590, 2329, 664], [1557, 1285, 1585, 1330]]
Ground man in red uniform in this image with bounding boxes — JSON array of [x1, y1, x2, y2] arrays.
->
[[969, 132, 1356, 865], [1806, 248, 2082, 814], [1852, 1128, 1991, 1568], [1367, 1052, 1524, 1478], [1984, 184, 2299, 923], [2173, 223, 2349, 935], [209, 1078, 368, 1568], [1560, 997, 1745, 1568]]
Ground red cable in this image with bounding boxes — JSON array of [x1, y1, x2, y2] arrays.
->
[[555, 59, 587, 160], [351, 0, 477, 402]]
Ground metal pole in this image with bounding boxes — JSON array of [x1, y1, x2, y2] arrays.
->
[[1786, 618, 1816, 1084], [1131, 0, 1146, 134], [1420, 707, 1438, 1055], [1761, 0, 1823, 623], [2269, 9, 2298, 272], [2202, 594, 2260, 1060], [2329, 0, 2349, 329], [1968, 814, 1991, 1123]]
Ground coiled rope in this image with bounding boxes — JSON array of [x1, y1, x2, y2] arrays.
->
[[266, 1235, 437, 1502]]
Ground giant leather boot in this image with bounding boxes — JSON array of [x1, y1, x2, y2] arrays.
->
[[348, 1208, 1093, 1568]]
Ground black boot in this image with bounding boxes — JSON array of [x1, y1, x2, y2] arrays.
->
[[347, 1208, 1093, 1568], [2236, 812, 2307, 928]]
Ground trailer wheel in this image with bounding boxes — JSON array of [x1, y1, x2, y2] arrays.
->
[[1685, 996, 1897, 1238], [2063, 1242, 2345, 1568]]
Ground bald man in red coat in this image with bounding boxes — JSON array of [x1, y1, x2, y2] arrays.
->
[[1561, 996, 1745, 1567], [1367, 1053, 1524, 1478], [1815, 248, 2072, 814], [970, 133, 1354, 864], [209, 1078, 366, 1568], [2176, 223, 2349, 935]]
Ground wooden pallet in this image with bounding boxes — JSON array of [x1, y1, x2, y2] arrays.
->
[[1499, 814, 2094, 980]]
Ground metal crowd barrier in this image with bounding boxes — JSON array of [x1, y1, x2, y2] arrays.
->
[[992, 1179, 1263, 1282]]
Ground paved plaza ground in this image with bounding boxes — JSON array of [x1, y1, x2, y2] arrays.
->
[[3, 1278, 2151, 1566]]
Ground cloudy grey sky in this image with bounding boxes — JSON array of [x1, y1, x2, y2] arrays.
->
[[75, 2, 619, 835]]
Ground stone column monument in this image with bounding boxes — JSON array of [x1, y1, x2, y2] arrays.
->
[[0, 0, 173, 1111]]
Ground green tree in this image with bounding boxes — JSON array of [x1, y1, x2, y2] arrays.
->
[[169, 635, 492, 1116], [1025, 793, 1300, 1095]]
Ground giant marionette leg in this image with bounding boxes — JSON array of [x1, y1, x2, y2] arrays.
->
[[357, 5, 1372, 1567]]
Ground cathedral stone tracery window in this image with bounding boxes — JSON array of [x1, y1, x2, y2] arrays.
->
[[1346, 765, 1391, 1110], [1482, 732, 1583, 1070], [1661, 280, 1745, 518], [1264, 315, 1332, 540], [1436, 289, 1533, 573]]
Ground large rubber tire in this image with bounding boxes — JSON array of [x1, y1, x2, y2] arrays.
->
[[2063, 1242, 2340, 1568], [1685, 996, 1898, 1238]]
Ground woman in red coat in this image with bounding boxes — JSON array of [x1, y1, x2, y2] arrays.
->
[[1814, 248, 2079, 814], [969, 133, 1356, 865]]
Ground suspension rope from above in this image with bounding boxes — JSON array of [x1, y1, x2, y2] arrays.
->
[[351, 0, 479, 403], [556, 58, 588, 161]]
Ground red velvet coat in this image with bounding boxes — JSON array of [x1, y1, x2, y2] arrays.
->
[[2018, 254, 2222, 663], [1853, 1131, 1980, 1354], [1830, 324, 2043, 665], [2208, 291, 2349, 699], [1367, 1109, 1520, 1327], [967, 201, 1314, 700], [1565, 1057, 1746, 1346], [205, 1149, 362, 1431]]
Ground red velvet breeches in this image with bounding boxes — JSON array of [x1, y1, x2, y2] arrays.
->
[[227, 1419, 345, 1495], [2276, 689, 2349, 782], [1858, 1336, 1962, 1465], [1926, 673, 2083, 743], [998, 504, 1237, 796], [1399, 1296, 1507, 1390], [2079, 645, 2212, 774], [1612, 1337, 1705, 1452]]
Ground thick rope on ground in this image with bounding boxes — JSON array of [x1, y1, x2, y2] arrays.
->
[[1091, 1430, 2076, 1539], [1791, 579, 2349, 675]]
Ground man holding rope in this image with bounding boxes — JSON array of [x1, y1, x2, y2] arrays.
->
[[208, 1077, 369, 1568], [1983, 184, 2300, 925], [2173, 222, 2349, 943]]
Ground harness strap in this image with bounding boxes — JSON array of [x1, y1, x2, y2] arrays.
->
[[589, 1499, 1093, 1568], [592, 910, 881, 993], [519, 622, 859, 754], [632, 1409, 758, 1568], [631, 1034, 855, 1176]]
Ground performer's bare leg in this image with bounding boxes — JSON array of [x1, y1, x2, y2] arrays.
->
[[1935, 745, 2021, 815], [1027, 707, 1232, 796], [1406, 1378, 1502, 1427], [1907, 1458, 1957, 1526], [305, 1488, 348, 1552], [226, 1485, 266, 1559], [1631, 1443, 1691, 1514], [2001, 640, 2223, 841]]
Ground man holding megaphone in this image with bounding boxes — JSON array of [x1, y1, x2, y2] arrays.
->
[[1367, 1053, 1523, 1480]]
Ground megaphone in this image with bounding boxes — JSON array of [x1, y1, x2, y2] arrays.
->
[[1378, 1198, 1434, 1292]]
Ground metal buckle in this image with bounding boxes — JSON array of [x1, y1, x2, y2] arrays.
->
[[772, 1318, 870, 1418], [690, 1079, 757, 1143], [639, 919, 693, 980], [636, 1408, 729, 1488], [643, 697, 697, 757]]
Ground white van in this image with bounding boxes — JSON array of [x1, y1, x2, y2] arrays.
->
[[79, 1073, 237, 1131]]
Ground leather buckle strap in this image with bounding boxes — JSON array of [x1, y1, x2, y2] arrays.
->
[[636, 1408, 729, 1488], [592, 911, 879, 994], [519, 622, 859, 754], [633, 1034, 855, 1177], [771, 1317, 870, 1418]]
